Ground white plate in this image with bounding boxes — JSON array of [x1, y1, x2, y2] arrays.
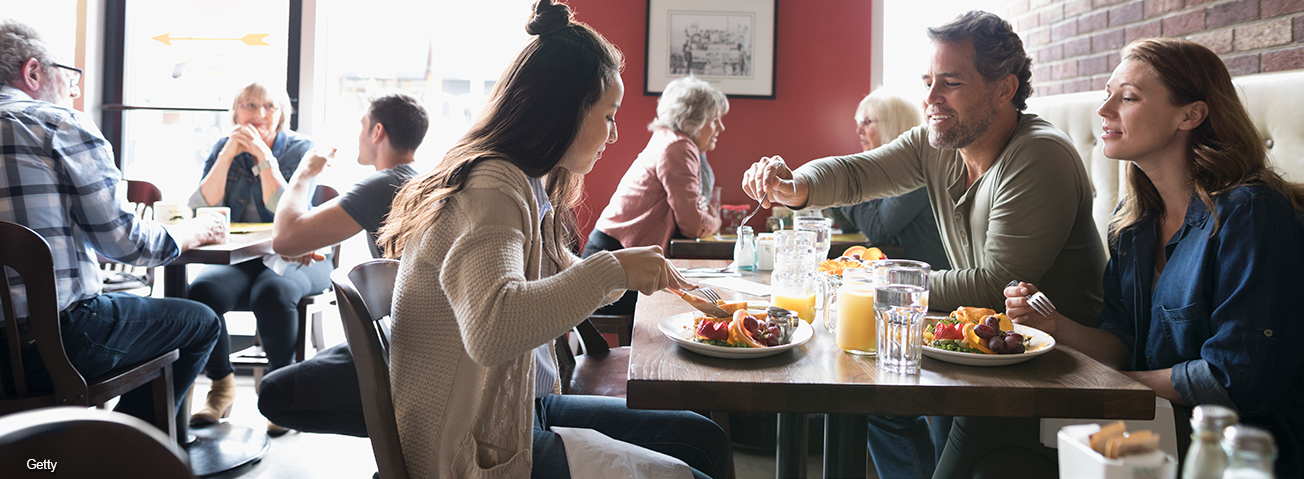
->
[[921, 324, 1056, 366], [658, 306, 812, 359]]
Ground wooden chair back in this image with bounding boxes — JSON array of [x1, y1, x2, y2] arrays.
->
[[331, 259, 406, 479], [1, 221, 81, 406], [0, 407, 194, 478], [0, 221, 178, 441]]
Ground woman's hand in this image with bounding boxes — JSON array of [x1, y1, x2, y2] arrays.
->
[[216, 125, 249, 164], [231, 125, 277, 168], [1004, 282, 1062, 336], [741, 156, 806, 208], [611, 246, 696, 295]]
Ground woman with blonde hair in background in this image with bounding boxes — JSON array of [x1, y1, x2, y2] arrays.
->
[[376, 2, 729, 477]]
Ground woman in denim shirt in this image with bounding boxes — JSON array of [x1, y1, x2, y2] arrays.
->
[[186, 81, 330, 435], [938, 39, 1304, 478]]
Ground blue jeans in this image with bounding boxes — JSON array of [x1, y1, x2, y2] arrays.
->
[[258, 342, 366, 437], [56, 293, 219, 421], [865, 415, 951, 479], [531, 395, 729, 479]]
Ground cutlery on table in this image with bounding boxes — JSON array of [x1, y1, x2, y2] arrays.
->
[[669, 288, 731, 318]]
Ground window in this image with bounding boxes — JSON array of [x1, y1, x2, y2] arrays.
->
[[106, 0, 293, 202], [304, 0, 532, 191]]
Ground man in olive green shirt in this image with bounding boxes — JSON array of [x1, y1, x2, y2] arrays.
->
[[743, 12, 1105, 326]]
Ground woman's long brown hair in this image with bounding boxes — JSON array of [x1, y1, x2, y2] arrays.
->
[[376, 0, 624, 258], [1108, 38, 1304, 244]]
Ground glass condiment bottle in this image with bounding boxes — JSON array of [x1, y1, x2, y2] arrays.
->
[[1182, 404, 1240, 479], [734, 226, 756, 271], [1221, 425, 1276, 479]]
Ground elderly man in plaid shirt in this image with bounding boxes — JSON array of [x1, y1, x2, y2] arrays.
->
[[0, 19, 226, 425]]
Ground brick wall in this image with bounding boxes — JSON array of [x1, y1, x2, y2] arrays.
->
[[1007, 0, 1304, 96]]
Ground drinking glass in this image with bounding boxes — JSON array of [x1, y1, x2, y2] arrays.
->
[[795, 216, 833, 261], [874, 262, 930, 375], [772, 230, 818, 324], [830, 268, 876, 355]]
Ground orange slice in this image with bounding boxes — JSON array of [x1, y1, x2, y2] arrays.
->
[[963, 323, 996, 354]]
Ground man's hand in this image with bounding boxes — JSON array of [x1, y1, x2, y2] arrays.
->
[[166, 213, 227, 252], [294, 147, 336, 180], [741, 156, 807, 208], [281, 251, 326, 266]]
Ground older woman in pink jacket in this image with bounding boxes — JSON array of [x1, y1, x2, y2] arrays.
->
[[583, 75, 727, 258]]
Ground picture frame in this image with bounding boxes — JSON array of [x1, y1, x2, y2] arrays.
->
[[644, 0, 777, 99]]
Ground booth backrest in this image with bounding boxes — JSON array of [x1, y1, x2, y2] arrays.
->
[[1024, 69, 1304, 243]]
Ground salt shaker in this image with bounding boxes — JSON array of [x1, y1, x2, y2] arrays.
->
[[734, 226, 757, 271]]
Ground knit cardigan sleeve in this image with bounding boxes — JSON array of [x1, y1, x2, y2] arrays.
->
[[437, 176, 627, 367]]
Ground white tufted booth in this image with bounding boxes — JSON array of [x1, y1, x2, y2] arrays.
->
[[1024, 69, 1304, 244]]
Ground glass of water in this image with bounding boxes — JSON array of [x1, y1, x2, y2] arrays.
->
[[874, 261, 930, 375], [794, 216, 833, 261]]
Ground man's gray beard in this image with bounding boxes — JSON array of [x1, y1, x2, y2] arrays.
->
[[33, 73, 69, 107], [927, 105, 997, 150]]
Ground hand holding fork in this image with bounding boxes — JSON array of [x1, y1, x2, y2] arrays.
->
[[1004, 280, 1057, 319]]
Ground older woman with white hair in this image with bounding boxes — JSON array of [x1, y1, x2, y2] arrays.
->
[[584, 75, 727, 258]]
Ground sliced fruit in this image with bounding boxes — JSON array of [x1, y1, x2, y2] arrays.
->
[[862, 247, 886, 261], [962, 323, 996, 354], [716, 300, 749, 315], [842, 245, 868, 258], [993, 313, 1014, 332], [729, 316, 766, 348]]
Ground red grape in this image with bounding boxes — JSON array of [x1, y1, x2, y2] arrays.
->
[[1004, 335, 1022, 353], [985, 315, 1002, 330], [988, 336, 1007, 354], [743, 316, 760, 334], [974, 324, 997, 340]]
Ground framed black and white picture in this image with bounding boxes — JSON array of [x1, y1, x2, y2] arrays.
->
[[644, 0, 777, 99]]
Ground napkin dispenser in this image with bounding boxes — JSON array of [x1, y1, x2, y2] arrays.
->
[[1057, 424, 1176, 479], [756, 233, 775, 270]]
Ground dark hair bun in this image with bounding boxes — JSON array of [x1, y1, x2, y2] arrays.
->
[[526, 0, 572, 36]]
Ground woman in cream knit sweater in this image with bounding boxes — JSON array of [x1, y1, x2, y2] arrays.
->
[[374, 2, 729, 478]]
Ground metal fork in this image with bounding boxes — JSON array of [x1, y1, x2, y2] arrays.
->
[[697, 286, 723, 303], [1006, 280, 1057, 317], [738, 189, 767, 227]]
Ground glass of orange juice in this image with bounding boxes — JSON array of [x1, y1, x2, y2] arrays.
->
[[830, 268, 876, 355], [772, 230, 818, 323]]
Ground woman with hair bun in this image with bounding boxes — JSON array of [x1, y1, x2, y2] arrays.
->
[[378, 1, 729, 477]]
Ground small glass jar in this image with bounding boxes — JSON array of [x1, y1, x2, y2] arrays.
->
[[734, 226, 756, 271], [1221, 424, 1276, 479], [1183, 404, 1240, 479]]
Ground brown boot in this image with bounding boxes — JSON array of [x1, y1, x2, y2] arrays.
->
[[267, 420, 291, 437], [189, 373, 236, 426]]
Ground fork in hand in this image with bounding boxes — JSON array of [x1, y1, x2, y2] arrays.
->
[[1006, 280, 1057, 317]]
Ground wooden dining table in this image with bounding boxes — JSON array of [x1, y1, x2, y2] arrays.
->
[[161, 227, 275, 477], [627, 259, 1156, 478]]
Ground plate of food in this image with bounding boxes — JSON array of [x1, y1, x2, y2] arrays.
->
[[921, 307, 1056, 366], [658, 302, 813, 359]]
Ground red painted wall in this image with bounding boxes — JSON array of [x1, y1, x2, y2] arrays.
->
[[568, 0, 875, 243]]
